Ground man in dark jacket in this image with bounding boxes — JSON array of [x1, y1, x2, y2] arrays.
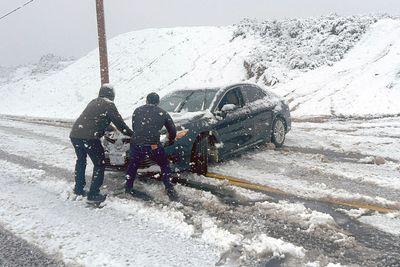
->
[[70, 84, 133, 202], [125, 92, 177, 198]]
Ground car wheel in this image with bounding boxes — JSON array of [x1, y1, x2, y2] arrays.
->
[[271, 117, 286, 147], [191, 135, 209, 175]]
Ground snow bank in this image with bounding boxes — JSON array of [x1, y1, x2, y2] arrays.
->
[[243, 234, 305, 259]]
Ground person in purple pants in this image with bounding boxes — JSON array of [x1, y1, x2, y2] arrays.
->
[[125, 92, 177, 198]]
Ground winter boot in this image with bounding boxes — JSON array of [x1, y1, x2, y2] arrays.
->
[[74, 189, 87, 197], [87, 193, 107, 202], [166, 187, 178, 201]]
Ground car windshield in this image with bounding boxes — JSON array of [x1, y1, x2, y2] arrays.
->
[[159, 89, 218, 113]]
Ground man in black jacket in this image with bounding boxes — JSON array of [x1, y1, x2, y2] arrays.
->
[[125, 92, 177, 198], [70, 84, 133, 202]]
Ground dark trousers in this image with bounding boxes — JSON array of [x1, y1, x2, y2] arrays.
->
[[70, 138, 105, 196], [126, 144, 173, 190]]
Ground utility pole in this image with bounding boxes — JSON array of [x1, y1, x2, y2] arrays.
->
[[95, 0, 109, 85]]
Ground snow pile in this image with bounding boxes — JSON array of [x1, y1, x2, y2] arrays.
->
[[200, 217, 242, 249], [243, 234, 305, 259], [256, 201, 337, 232], [1, 15, 400, 118]]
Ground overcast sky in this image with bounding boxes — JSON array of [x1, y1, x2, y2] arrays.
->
[[1, 0, 400, 66]]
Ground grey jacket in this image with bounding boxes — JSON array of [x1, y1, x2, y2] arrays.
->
[[130, 104, 176, 145], [70, 97, 133, 139]]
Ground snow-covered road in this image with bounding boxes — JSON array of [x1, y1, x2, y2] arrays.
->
[[0, 116, 399, 266], [213, 117, 400, 206]]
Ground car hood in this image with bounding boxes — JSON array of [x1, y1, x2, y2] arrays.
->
[[169, 110, 216, 127], [121, 110, 215, 131]]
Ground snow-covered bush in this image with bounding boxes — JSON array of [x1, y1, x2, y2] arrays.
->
[[30, 54, 74, 75], [236, 14, 390, 85], [0, 66, 16, 82]]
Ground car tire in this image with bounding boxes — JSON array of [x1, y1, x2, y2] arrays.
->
[[271, 117, 286, 148], [191, 135, 209, 175]]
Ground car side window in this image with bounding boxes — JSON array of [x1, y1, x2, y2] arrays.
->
[[217, 88, 244, 110], [242, 85, 266, 103]]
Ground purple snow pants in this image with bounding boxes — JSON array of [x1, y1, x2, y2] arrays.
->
[[126, 144, 173, 190]]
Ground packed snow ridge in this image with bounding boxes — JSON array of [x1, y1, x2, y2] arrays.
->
[[0, 15, 399, 119]]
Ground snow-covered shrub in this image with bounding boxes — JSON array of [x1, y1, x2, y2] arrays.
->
[[0, 66, 16, 81], [30, 54, 74, 75], [236, 14, 390, 86]]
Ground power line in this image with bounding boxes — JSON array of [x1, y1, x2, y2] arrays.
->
[[0, 0, 36, 21]]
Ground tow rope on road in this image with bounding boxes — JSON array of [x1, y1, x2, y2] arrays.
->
[[206, 172, 286, 195], [206, 172, 398, 214]]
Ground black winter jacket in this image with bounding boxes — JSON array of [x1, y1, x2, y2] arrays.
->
[[70, 97, 133, 139], [130, 104, 176, 145]]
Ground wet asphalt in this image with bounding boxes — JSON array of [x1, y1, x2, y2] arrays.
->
[[0, 224, 67, 267]]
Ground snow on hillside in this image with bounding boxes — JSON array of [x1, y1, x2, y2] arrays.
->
[[278, 19, 400, 117], [1, 27, 244, 119], [0, 54, 74, 85], [238, 15, 379, 84], [0, 15, 399, 119]]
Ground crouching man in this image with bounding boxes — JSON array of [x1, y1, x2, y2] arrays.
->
[[125, 92, 177, 199], [70, 84, 133, 202]]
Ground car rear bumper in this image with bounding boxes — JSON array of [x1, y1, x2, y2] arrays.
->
[[104, 144, 192, 173]]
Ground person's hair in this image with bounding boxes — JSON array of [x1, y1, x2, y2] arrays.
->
[[146, 92, 160, 105]]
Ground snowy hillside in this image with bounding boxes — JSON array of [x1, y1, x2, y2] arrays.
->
[[0, 54, 74, 85], [280, 19, 400, 117], [0, 15, 399, 119]]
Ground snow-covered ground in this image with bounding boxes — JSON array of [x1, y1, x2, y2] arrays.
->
[[1, 14, 400, 266], [212, 117, 400, 208], [0, 116, 399, 266], [0, 160, 220, 266]]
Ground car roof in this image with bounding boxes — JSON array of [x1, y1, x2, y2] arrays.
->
[[168, 87, 219, 93], [170, 82, 262, 93]]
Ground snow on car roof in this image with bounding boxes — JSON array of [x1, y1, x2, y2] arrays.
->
[[169, 82, 266, 93], [165, 87, 220, 93]]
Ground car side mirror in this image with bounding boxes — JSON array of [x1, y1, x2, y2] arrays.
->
[[215, 104, 238, 120], [221, 104, 237, 112]]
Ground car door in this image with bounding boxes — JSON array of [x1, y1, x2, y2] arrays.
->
[[241, 84, 273, 143], [213, 87, 253, 156]]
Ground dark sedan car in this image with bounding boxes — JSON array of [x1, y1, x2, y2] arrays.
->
[[103, 83, 291, 174]]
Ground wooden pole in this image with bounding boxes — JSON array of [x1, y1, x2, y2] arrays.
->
[[95, 0, 109, 85]]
